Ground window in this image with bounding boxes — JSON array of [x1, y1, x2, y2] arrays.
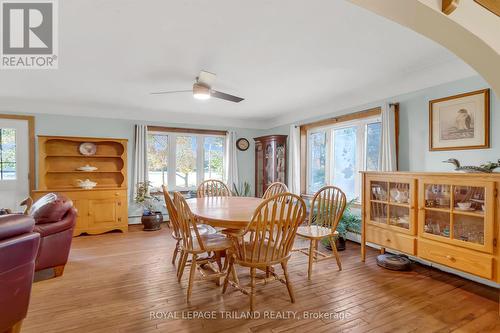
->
[[305, 114, 382, 200], [0, 128, 16, 180], [147, 129, 226, 191]]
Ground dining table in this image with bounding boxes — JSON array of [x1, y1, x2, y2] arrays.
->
[[186, 196, 263, 230]]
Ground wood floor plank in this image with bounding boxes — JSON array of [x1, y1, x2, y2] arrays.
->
[[23, 225, 499, 333]]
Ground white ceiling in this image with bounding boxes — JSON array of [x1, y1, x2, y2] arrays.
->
[[0, 0, 476, 129]]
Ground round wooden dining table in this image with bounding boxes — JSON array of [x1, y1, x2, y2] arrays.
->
[[186, 196, 263, 230]]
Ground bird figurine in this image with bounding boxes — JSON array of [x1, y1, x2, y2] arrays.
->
[[443, 158, 500, 173]]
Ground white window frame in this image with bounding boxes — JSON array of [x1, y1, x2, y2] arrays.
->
[[306, 115, 381, 200], [147, 131, 226, 192]]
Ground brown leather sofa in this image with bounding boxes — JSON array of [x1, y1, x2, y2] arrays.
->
[[0, 214, 40, 333], [30, 193, 77, 277]]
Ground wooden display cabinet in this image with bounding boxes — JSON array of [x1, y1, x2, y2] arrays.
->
[[254, 135, 287, 198], [362, 172, 499, 282], [34, 136, 128, 236]]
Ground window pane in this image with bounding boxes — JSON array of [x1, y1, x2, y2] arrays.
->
[[333, 127, 357, 200], [204, 136, 224, 181], [308, 131, 326, 193], [147, 133, 168, 189], [0, 128, 16, 180], [366, 122, 381, 171], [176, 136, 197, 188]]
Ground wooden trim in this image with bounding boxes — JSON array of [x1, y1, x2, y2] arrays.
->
[[393, 103, 400, 171], [429, 89, 490, 151], [299, 126, 307, 195], [0, 114, 35, 195], [299, 107, 381, 132], [147, 126, 227, 136], [442, 0, 459, 15], [474, 0, 500, 16]]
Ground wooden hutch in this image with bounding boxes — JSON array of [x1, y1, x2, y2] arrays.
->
[[361, 171, 500, 283], [254, 135, 287, 197], [34, 136, 128, 236]]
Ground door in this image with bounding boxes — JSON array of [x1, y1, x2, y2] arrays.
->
[[0, 118, 29, 211], [88, 198, 122, 229]]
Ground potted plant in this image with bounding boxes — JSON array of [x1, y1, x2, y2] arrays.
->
[[232, 181, 252, 197], [320, 199, 361, 251], [135, 181, 163, 231]]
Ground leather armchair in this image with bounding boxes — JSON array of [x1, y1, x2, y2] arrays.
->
[[30, 193, 77, 277], [0, 214, 40, 333]]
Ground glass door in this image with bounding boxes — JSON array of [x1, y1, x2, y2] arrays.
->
[[366, 177, 415, 234], [419, 180, 494, 253]]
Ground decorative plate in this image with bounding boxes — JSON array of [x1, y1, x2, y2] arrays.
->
[[236, 138, 250, 151], [79, 142, 97, 156]]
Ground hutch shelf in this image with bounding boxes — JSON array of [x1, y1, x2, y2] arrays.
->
[[34, 136, 128, 236], [361, 171, 500, 282], [254, 135, 287, 198]]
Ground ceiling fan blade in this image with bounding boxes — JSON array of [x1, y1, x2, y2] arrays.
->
[[197, 70, 216, 87], [211, 90, 245, 103], [150, 90, 192, 95]]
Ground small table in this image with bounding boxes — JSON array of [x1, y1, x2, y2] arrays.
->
[[186, 196, 263, 230]]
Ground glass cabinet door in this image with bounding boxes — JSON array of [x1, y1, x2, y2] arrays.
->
[[367, 178, 415, 233], [419, 181, 493, 253], [255, 142, 264, 198]]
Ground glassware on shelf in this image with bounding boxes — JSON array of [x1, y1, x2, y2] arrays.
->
[[453, 214, 485, 245], [389, 205, 410, 229], [424, 210, 450, 238], [424, 184, 451, 209], [371, 181, 388, 201], [389, 182, 410, 204], [370, 202, 387, 224], [453, 186, 485, 213]]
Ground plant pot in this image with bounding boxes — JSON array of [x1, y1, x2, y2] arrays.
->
[[322, 236, 346, 251], [336, 236, 346, 251], [141, 212, 163, 231]]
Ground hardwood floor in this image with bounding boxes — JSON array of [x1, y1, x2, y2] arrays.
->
[[24, 225, 499, 333]]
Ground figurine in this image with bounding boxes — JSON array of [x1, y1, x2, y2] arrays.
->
[[443, 158, 500, 173]]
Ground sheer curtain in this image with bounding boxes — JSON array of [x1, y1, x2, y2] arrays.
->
[[287, 125, 301, 194], [379, 103, 397, 171], [225, 131, 239, 191], [133, 124, 148, 197]]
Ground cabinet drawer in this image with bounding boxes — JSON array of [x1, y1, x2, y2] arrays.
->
[[366, 226, 416, 255], [418, 239, 493, 279]]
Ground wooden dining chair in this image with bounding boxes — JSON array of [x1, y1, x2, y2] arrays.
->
[[196, 179, 231, 198], [162, 185, 217, 280], [222, 193, 306, 311], [294, 186, 346, 280], [262, 182, 289, 199], [173, 192, 233, 302]]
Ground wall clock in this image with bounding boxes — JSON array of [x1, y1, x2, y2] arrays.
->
[[236, 138, 250, 151]]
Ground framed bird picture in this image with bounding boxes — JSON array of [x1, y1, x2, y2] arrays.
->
[[429, 89, 490, 151]]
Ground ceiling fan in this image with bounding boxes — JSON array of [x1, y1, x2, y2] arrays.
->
[[150, 70, 245, 103]]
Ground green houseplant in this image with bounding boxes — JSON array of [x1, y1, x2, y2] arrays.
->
[[320, 199, 361, 251], [135, 181, 163, 231], [232, 181, 252, 197]]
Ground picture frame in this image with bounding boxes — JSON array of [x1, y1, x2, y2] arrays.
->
[[429, 89, 490, 151]]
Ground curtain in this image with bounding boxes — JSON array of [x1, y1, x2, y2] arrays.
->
[[133, 124, 148, 197], [287, 125, 301, 194], [225, 131, 239, 191], [380, 103, 397, 171]]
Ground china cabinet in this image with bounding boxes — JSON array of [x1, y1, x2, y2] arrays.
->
[[34, 136, 128, 236], [361, 172, 500, 282], [254, 135, 287, 198]]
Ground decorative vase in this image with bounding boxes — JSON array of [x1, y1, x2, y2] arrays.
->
[[141, 211, 163, 231]]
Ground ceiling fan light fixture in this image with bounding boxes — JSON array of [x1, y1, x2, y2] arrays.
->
[[193, 83, 211, 100]]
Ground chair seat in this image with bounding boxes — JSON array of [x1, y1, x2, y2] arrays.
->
[[192, 233, 232, 252], [296, 225, 338, 239]]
